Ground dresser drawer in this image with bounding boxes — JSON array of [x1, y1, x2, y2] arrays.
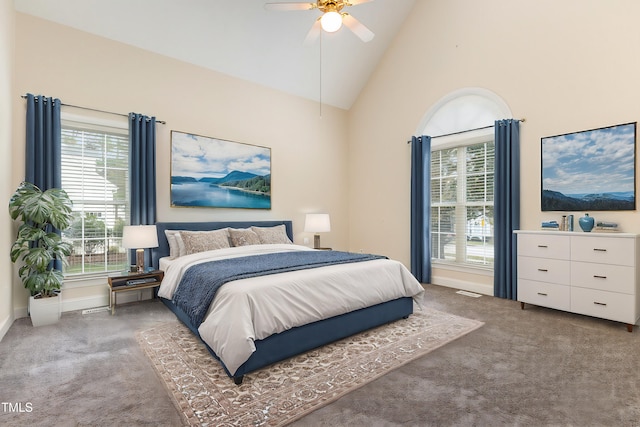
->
[[517, 234, 570, 260], [518, 256, 570, 285], [518, 279, 571, 311], [571, 287, 638, 325], [570, 236, 636, 266], [571, 261, 635, 294]]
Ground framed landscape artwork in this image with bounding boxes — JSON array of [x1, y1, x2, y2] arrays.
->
[[170, 131, 271, 209], [541, 122, 636, 211]]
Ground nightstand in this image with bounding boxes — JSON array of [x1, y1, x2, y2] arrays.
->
[[107, 270, 164, 315]]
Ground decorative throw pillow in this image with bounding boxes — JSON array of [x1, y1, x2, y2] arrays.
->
[[228, 228, 261, 247], [251, 225, 292, 244], [180, 229, 231, 255], [164, 230, 186, 259]]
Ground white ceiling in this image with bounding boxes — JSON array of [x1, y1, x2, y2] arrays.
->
[[14, 0, 416, 110]]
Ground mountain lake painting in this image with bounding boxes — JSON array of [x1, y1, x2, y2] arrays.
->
[[171, 131, 271, 209], [541, 122, 636, 211]]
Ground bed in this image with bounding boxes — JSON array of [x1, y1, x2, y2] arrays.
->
[[151, 220, 424, 385]]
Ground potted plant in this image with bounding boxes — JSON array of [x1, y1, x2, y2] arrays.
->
[[8, 181, 73, 326]]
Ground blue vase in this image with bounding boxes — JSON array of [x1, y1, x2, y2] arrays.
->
[[579, 213, 594, 232]]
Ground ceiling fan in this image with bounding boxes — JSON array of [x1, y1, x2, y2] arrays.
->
[[265, 0, 375, 44]]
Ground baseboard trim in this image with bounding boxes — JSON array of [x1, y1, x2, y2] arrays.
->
[[62, 294, 110, 313], [13, 306, 28, 320], [63, 289, 154, 313], [431, 275, 493, 296], [0, 312, 14, 342], [12, 289, 155, 320]]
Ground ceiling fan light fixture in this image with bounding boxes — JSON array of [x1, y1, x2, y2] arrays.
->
[[320, 11, 342, 32]]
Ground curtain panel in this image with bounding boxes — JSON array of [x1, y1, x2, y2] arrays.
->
[[129, 113, 158, 268], [129, 113, 157, 225], [493, 119, 520, 299], [410, 135, 432, 283], [24, 93, 63, 270], [25, 93, 62, 190]]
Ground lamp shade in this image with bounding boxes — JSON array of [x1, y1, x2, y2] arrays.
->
[[122, 225, 159, 249], [304, 214, 331, 233]]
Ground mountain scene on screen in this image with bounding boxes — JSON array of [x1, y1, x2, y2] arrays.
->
[[542, 189, 635, 211], [541, 123, 636, 212]]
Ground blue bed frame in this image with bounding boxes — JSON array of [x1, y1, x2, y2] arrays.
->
[[152, 220, 414, 385]]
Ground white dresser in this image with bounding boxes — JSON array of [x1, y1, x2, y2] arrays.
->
[[515, 230, 640, 332]]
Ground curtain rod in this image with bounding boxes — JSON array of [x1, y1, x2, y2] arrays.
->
[[21, 95, 166, 125], [407, 118, 525, 143]]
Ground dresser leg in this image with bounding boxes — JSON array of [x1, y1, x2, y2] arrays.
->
[[626, 324, 633, 333], [520, 301, 525, 310]]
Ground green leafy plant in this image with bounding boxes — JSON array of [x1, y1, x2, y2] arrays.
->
[[9, 181, 73, 298]]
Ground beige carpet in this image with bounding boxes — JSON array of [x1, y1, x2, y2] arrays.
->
[[137, 309, 483, 426]]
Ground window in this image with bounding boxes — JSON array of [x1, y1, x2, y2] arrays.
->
[[431, 137, 494, 267], [60, 119, 130, 276]]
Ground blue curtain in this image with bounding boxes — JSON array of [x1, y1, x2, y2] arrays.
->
[[129, 113, 157, 268], [410, 135, 432, 283], [25, 94, 62, 190], [25, 94, 63, 271], [494, 119, 520, 299]]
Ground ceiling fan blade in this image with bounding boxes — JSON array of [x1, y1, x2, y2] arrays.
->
[[342, 13, 374, 42], [264, 2, 316, 11], [345, 0, 374, 6], [303, 19, 322, 46]]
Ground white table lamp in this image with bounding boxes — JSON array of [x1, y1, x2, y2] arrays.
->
[[304, 214, 331, 249], [122, 225, 159, 273]]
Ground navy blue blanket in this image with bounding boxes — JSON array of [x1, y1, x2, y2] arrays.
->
[[173, 250, 386, 328]]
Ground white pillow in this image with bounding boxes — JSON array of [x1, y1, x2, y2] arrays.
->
[[164, 230, 186, 259]]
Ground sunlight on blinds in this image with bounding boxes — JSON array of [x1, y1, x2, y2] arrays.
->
[[431, 140, 494, 267], [61, 123, 130, 275]]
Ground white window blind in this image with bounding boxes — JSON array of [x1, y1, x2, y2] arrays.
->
[[60, 121, 130, 276], [431, 139, 494, 267]]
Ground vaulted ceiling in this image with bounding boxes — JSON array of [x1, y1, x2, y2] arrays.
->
[[14, 0, 416, 110]]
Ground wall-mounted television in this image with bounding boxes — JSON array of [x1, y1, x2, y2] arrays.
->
[[541, 122, 636, 211]]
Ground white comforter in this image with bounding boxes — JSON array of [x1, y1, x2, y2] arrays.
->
[[158, 244, 425, 375]]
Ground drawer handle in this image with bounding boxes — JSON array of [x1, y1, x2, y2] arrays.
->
[[593, 302, 607, 306], [537, 268, 548, 272], [593, 248, 607, 252], [593, 275, 607, 279], [537, 292, 548, 296], [537, 245, 548, 248]]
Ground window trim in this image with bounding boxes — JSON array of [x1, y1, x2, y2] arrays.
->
[[431, 258, 493, 275], [61, 112, 128, 132], [430, 126, 494, 150]]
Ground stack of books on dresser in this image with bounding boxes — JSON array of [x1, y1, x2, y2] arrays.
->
[[541, 220, 560, 230], [595, 221, 619, 232]]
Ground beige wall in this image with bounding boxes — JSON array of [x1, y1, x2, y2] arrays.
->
[[11, 13, 349, 316], [9, 0, 640, 321], [0, 0, 14, 339], [348, 0, 640, 291]]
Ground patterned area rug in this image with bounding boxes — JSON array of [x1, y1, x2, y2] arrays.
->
[[137, 309, 483, 426]]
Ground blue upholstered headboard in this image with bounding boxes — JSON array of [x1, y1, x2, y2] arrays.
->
[[151, 220, 294, 270]]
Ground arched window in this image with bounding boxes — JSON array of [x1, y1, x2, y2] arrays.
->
[[417, 88, 512, 270]]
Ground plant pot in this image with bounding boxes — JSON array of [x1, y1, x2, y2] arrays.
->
[[29, 292, 61, 327]]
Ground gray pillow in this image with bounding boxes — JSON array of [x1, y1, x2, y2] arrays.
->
[[228, 228, 261, 247], [251, 225, 292, 244], [180, 229, 231, 255]]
